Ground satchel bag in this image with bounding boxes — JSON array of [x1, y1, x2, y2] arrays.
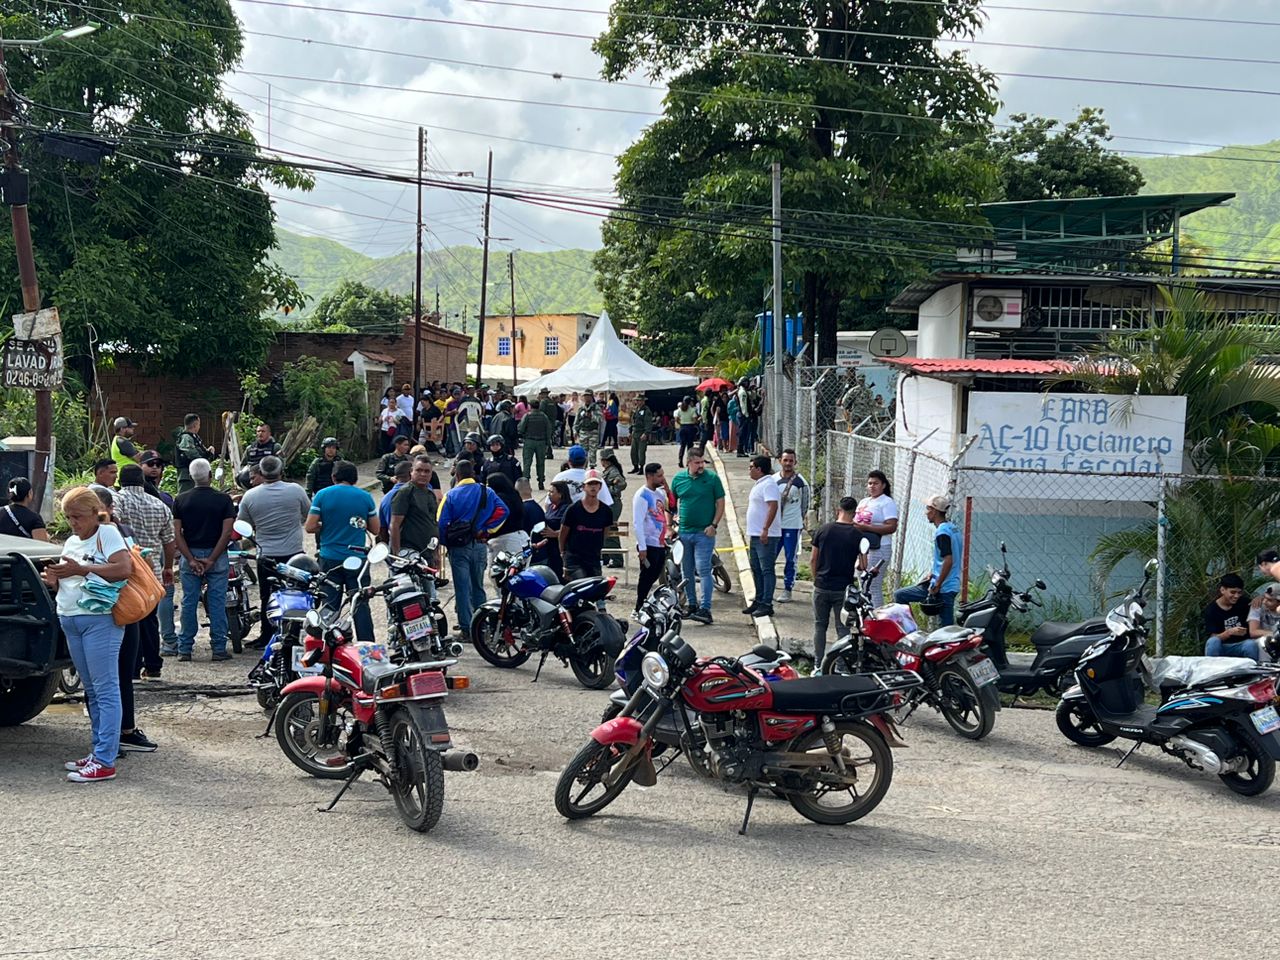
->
[[444, 486, 488, 549], [110, 539, 165, 626]]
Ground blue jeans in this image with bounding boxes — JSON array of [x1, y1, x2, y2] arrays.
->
[[158, 580, 177, 650], [749, 535, 777, 607], [62, 614, 125, 765], [680, 531, 716, 613], [180, 549, 229, 655], [774, 527, 800, 591], [1205, 636, 1262, 662], [448, 541, 488, 631], [894, 583, 958, 627], [319, 557, 376, 642]]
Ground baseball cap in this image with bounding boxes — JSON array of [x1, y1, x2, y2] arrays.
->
[[1257, 547, 1280, 565], [113, 416, 136, 430], [139, 450, 166, 465], [925, 494, 951, 512], [583, 469, 604, 486]]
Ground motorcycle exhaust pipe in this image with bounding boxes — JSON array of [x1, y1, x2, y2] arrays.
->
[[447, 641, 465, 658], [442, 749, 480, 772]]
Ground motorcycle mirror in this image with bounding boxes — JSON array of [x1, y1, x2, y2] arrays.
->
[[531, 521, 546, 535], [427, 537, 439, 551], [232, 519, 255, 539], [669, 540, 684, 565], [305, 609, 322, 628], [214, 465, 225, 482], [348, 517, 368, 530], [1000, 541, 1006, 553], [1034, 578, 1047, 591], [367, 543, 390, 565], [859, 537, 870, 555], [342, 555, 363, 571], [1145, 558, 1158, 572]]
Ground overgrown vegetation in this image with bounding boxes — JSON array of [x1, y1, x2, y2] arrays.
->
[[281, 356, 368, 455]]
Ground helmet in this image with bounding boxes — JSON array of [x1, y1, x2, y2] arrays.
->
[[285, 553, 321, 576], [918, 597, 945, 617], [499, 399, 513, 411], [567, 444, 587, 466], [464, 431, 482, 447], [321, 436, 339, 450], [487, 434, 505, 448]]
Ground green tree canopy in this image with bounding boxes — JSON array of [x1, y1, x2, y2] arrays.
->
[[592, 0, 998, 363], [305, 280, 411, 334], [0, 3, 307, 377]]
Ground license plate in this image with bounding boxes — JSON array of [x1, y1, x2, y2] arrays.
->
[[967, 658, 1000, 687], [403, 616, 434, 641], [1250, 704, 1280, 735], [289, 646, 323, 676]]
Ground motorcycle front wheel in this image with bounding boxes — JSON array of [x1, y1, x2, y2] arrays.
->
[[713, 562, 732, 594], [554, 739, 637, 819], [389, 708, 445, 832], [274, 691, 354, 779], [786, 721, 893, 825], [1055, 699, 1117, 748], [470, 608, 532, 668], [226, 611, 246, 654], [936, 665, 995, 740]]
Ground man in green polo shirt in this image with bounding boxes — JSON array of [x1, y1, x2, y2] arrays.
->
[[670, 446, 725, 624]]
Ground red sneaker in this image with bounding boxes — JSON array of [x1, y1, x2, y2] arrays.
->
[[63, 755, 92, 772], [66, 758, 116, 783]]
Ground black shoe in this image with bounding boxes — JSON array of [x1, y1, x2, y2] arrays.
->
[[753, 605, 774, 618], [538, 482, 545, 490], [119, 729, 158, 753], [178, 653, 192, 662], [688, 608, 712, 625], [741, 602, 759, 615], [245, 636, 270, 651], [211, 651, 233, 662]]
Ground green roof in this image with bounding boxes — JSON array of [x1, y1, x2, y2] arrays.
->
[[982, 192, 1234, 246]]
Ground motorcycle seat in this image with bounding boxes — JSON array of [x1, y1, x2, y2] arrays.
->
[[768, 674, 885, 713], [278, 609, 310, 621], [540, 577, 602, 604], [911, 625, 978, 652], [1029, 619, 1107, 648]]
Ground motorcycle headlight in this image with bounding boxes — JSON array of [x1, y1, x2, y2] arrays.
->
[[640, 651, 669, 690]]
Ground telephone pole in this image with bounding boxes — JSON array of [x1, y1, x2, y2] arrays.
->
[[508, 251, 518, 388], [475, 150, 493, 385], [771, 161, 784, 452], [413, 126, 425, 398]]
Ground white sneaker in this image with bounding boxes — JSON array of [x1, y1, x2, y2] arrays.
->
[[777, 589, 792, 604]]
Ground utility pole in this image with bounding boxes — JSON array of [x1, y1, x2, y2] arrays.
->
[[475, 150, 493, 385], [508, 251, 518, 388], [771, 161, 784, 452], [414, 126, 425, 398]]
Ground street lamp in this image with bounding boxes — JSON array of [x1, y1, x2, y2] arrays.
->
[[0, 22, 101, 48]]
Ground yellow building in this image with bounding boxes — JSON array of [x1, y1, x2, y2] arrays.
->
[[481, 313, 598, 373]]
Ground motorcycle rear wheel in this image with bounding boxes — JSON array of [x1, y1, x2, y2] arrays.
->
[[1055, 699, 1117, 748], [470, 608, 533, 668], [389, 708, 446, 832], [786, 721, 893, 825], [1219, 726, 1275, 797], [937, 665, 995, 740], [274, 691, 354, 779], [227, 612, 245, 654], [569, 610, 620, 690], [713, 563, 732, 594], [554, 739, 637, 819]]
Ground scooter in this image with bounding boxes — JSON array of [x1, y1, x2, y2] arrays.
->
[[1056, 559, 1280, 796], [959, 543, 1110, 698]]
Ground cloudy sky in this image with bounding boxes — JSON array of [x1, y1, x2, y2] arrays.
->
[[225, 0, 1280, 263]]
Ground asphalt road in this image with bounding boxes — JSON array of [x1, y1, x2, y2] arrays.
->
[[3, 447, 1277, 958]]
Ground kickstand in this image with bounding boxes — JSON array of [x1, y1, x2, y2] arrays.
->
[[255, 706, 277, 740], [738, 786, 758, 836], [532, 650, 550, 683], [317, 763, 362, 813], [1114, 740, 1141, 769]]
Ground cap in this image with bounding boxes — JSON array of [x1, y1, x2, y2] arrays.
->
[[113, 416, 136, 430], [139, 450, 166, 465], [1258, 547, 1280, 565], [925, 494, 951, 513], [583, 469, 604, 486]]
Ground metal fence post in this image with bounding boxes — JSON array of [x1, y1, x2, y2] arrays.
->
[[823, 429, 833, 525], [1155, 473, 1167, 658]]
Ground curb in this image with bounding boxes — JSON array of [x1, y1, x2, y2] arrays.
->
[[706, 445, 779, 645]]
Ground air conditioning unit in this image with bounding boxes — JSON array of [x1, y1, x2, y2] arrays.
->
[[971, 289, 1023, 330]]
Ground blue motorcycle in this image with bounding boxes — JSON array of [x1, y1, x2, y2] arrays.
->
[[248, 555, 323, 710]]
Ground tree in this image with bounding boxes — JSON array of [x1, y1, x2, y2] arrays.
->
[[971, 107, 1144, 202], [305, 280, 411, 334], [0, 3, 308, 378], [593, 0, 998, 364]]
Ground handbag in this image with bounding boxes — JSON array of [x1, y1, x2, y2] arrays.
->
[[99, 532, 165, 626], [444, 486, 489, 549]]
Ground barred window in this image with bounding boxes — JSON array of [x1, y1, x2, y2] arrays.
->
[[497, 336, 511, 357], [545, 336, 559, 356]]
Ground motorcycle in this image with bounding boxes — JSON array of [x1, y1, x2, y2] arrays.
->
[[554, 622, 922, 833], [960, 542, 1110, 698], [470, 523, 625, 689], [199, 525, 256, 654], [822, 540, 1001, 740], [274, 541, 478, 832], [1056, 559, 1280, 796], [381, 543, 454, 662], [247, 554, 324, 711]]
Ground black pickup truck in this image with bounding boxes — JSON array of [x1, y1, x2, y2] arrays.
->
[[0, 533, 68, 726]]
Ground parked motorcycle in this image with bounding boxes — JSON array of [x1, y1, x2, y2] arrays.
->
[[960, 543, 1110, 697], [199, 526, 256, 653], [822, 541, 1001, 740], [381, 544, 454, 662], [1056, 559, 1280, 796], [274, 542, 478, 832], [555, 622, 922, 833], [248, 551, 324, 710], [470, 523, 625, 689]]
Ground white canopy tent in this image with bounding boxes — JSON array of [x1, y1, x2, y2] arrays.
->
[[515, 311, 698, 395]]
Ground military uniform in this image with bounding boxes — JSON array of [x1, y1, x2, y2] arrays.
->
[[574, 400, 603, 467], [518, 402, 554, 486], [629, 403, 653, 473]]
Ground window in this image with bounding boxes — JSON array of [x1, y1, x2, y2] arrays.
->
[[544, 335, 560, 357], [497, 336, 511, 357]]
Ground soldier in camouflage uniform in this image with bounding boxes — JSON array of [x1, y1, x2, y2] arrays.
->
[[573, 389, 604, 468], [629, 395, 653, 475], [518, 398, 555, 489]]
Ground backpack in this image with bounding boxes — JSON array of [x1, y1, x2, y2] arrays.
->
[[444, 486, 489, 549]]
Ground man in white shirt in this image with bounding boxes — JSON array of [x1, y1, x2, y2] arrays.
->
[[552, 444, 614, 506], [744, 455, 781, 618], [454, 386, 485, 441], [773, 448, 809, 604], [631, 462, 669, 612], [394, 383, 416, 437]]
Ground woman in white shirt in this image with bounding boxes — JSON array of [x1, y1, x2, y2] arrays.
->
[[40, 487, 134, 782], [853, 470, 899, 607]]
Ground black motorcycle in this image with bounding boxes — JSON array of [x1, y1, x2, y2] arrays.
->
[[381, 544, 456, 663], [1056, 559, 1280, 796], [469, 525, 625, 689], [960, 543, 1110, 698], [200, 522, 256, 653]]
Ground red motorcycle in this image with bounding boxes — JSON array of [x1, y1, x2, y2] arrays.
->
[[554, 628, 922, 833], [274, 544, 478, 833]]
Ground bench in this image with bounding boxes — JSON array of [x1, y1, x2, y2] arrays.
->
[[602, 521, 630, 584]]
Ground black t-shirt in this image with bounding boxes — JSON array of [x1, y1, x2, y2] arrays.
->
[[812, 521, 863, 591], [0, 503, 45, 538], [391, 483, 439, 552], [562, 500, 611, 561], [173, 487, 236, 549], [1204, 598, 1251, 637]]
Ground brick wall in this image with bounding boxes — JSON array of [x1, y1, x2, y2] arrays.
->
[[94, 320, 471, 451]]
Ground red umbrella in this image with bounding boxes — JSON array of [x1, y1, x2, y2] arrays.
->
[[697, 376, 733, 392]]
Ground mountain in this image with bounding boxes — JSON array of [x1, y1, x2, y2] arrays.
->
[[270, 230, 603, 320], [1132, 141, 1280, 267]]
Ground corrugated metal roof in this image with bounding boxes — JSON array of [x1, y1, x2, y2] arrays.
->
[[879, 357, 1074, 377]]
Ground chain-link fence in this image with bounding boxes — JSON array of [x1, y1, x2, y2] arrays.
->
[[826, 430, 1280, 658]]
